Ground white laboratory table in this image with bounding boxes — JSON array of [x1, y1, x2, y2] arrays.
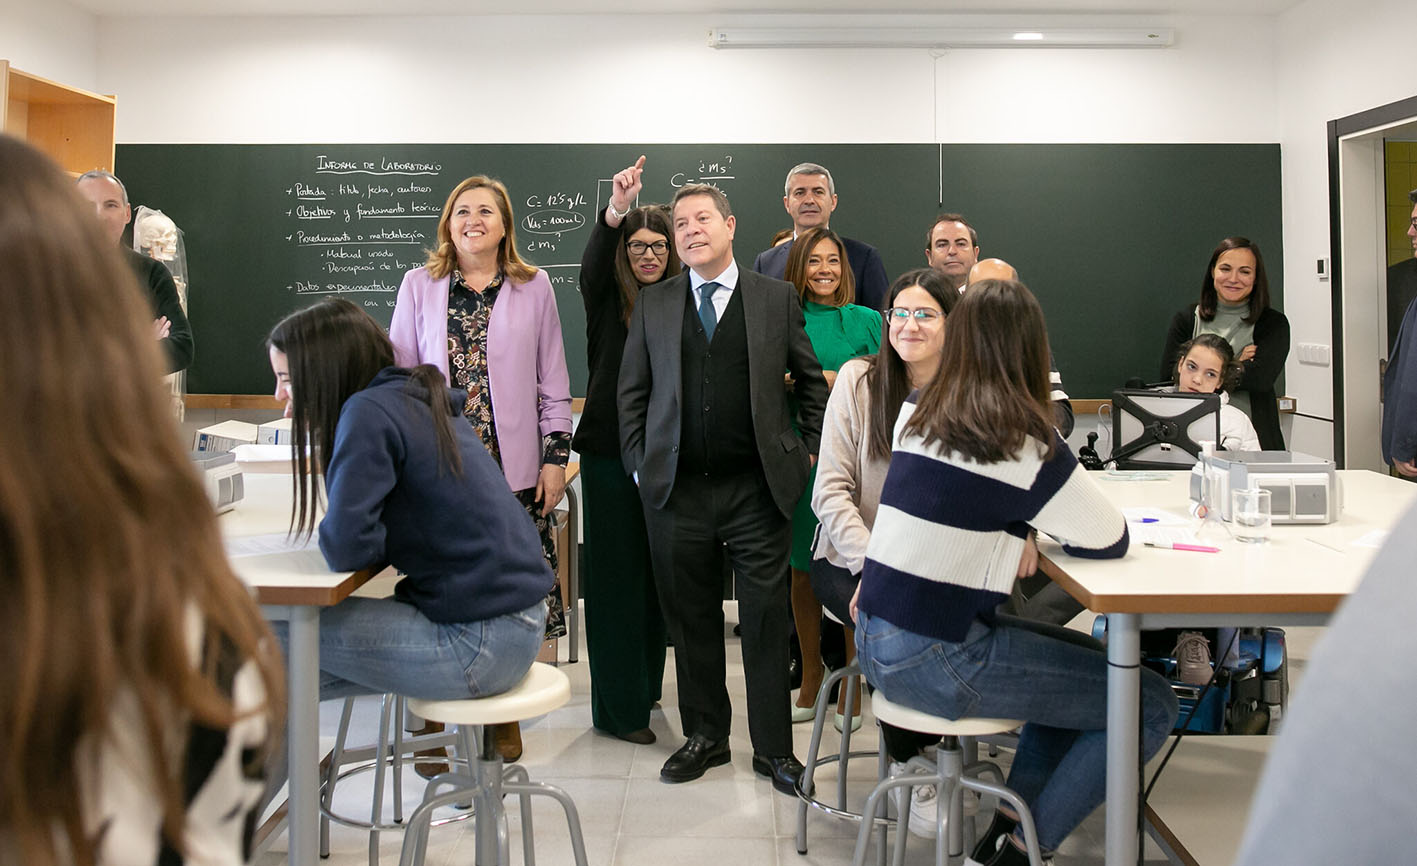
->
[[1039, 469, 1415, 866]]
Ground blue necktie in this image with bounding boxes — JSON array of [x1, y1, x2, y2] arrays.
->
[[698, 281, 720, 340]]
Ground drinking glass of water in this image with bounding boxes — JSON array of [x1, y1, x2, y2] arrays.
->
[[1232, 488, 1272, 543]]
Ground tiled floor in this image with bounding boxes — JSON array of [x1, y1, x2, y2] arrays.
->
[[256, 606, 1318, 865]]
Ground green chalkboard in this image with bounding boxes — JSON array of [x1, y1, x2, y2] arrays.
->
[[115, 143, 1281, 398]]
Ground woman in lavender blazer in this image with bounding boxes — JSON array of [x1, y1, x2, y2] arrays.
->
[[389, 175, 572, 762]]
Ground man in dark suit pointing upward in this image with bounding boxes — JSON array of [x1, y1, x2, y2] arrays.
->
[[618, 183, 828, 794], [751, 162, 889, 310]]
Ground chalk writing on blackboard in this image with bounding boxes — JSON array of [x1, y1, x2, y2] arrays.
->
[[518, 192, 592, 255], [286, 155, 449, 297], [314, 155, 443, 176], [670, 155, 738, 188]]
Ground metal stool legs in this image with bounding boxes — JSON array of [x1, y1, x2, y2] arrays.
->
[[397, 724, 590, 866], [795, 662, 889, 864], [851, 735, 1044, 866], [321, 694, 461, 865]]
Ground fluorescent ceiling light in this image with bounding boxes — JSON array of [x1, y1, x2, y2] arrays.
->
[[707, 27, 1174, 50]]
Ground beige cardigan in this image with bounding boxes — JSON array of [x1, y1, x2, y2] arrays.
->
[[810, 358, 891, 574]]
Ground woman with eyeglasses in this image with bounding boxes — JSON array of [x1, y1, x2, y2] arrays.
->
[[574, 156, 681, 745], [389, 175, 572, 763], [810, 268, 963, 834], [781, 227, 883, 730], [811, 269, 955, 627]]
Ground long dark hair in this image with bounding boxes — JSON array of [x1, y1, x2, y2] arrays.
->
[[905, 278, 1056, 463], [611, 205, 678, 324], [0, 134, 283, 865], [863, 268, 957, 461], [1174, 332, 1242, 393], [268, 298, 461, 537], [1198, 236, 1270, 324], [784, 226, 856, 308]]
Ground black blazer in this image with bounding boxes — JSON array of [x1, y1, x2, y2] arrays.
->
[[752, 235, 890, 312], [571, 208, 633, 458], [617, 266, 828, 518], [123, 246, 193, 373]]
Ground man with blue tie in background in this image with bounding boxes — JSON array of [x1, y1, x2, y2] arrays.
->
[[618, 183, 828, 794]]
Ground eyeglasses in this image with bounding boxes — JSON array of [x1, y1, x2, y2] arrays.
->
[[1409, 217, 1417, 231], [626, 240, 669, 257], [887, 307, 943, 324]]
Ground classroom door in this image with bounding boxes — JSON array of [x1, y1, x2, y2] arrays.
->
[[1334, 110, 1417, 471]]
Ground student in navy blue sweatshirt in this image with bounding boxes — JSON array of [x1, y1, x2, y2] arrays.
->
[[852, 280, 1178, 866], [267, 298, 554, 701]]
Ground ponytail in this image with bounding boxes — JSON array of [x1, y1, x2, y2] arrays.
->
[[406, 364, 464, 476]]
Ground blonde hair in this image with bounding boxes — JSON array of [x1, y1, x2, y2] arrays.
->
[[425, 175, 537, 283], [0, 135, 283, 865]]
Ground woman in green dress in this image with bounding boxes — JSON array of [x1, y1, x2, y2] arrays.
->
[[783, 226, 883, 728]]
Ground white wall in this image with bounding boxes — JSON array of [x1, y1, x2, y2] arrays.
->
[[0, 0, 99, 90], [96, 13, 1276, 144], [1274, 0, 1417, 460]]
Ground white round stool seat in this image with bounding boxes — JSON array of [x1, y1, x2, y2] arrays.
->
[[407, 663, 570, 726], [870, 691, 1020, 738]]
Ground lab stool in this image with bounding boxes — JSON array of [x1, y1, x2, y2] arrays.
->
[[397, 663, 589, 866], [851, 693, 1044, 866]]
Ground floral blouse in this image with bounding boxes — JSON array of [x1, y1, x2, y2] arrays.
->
[[446, 270, 570, 477]]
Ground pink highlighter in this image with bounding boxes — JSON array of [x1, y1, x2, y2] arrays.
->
[[1143, 541, 1221, 553]]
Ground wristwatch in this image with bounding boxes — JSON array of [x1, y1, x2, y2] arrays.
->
[[607, 201, 631, 219]]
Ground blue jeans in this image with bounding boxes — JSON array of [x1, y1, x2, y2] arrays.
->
[[855, 610, 1178, 851], [272, 598, 547, 701]]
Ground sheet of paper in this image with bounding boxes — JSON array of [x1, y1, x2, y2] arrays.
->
[[1351, 529, 1389, 549], [232, 443, 298, 463], [225, 532, 318, 559], [1131, 524, 1205, 547]]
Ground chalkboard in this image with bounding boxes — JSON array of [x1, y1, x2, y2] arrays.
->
[[115, 143, 1281, 398]]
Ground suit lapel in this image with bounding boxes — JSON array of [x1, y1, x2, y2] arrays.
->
[[659, 273, 688, 412]]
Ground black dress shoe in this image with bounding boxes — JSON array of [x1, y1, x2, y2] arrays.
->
[[660, 734, 730, 783], [751, 753, 805, 795]]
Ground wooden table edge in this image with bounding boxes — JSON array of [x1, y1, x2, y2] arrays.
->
[[1043, 566, 1346, 615], [255, 567, 379, 607]]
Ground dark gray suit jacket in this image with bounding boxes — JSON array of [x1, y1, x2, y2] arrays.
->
[[617, 266, 828, 518]]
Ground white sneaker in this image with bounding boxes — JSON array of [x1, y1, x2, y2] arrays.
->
[[907, 783, 940, 837]]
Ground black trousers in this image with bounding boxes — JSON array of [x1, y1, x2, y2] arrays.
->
[[581, 454, 666, 735], [642, 469, 793, 757]]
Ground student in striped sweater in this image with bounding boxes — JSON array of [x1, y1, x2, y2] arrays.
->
[[852, 279, 1178, 866]]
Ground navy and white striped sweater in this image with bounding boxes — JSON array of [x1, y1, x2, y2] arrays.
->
[[859, 397, 1129, 643]]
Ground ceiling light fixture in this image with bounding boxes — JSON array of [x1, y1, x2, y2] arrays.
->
[[707, 27, 1174, 50]]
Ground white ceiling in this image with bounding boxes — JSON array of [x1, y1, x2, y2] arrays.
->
[[71, 0, 1304, 17]]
